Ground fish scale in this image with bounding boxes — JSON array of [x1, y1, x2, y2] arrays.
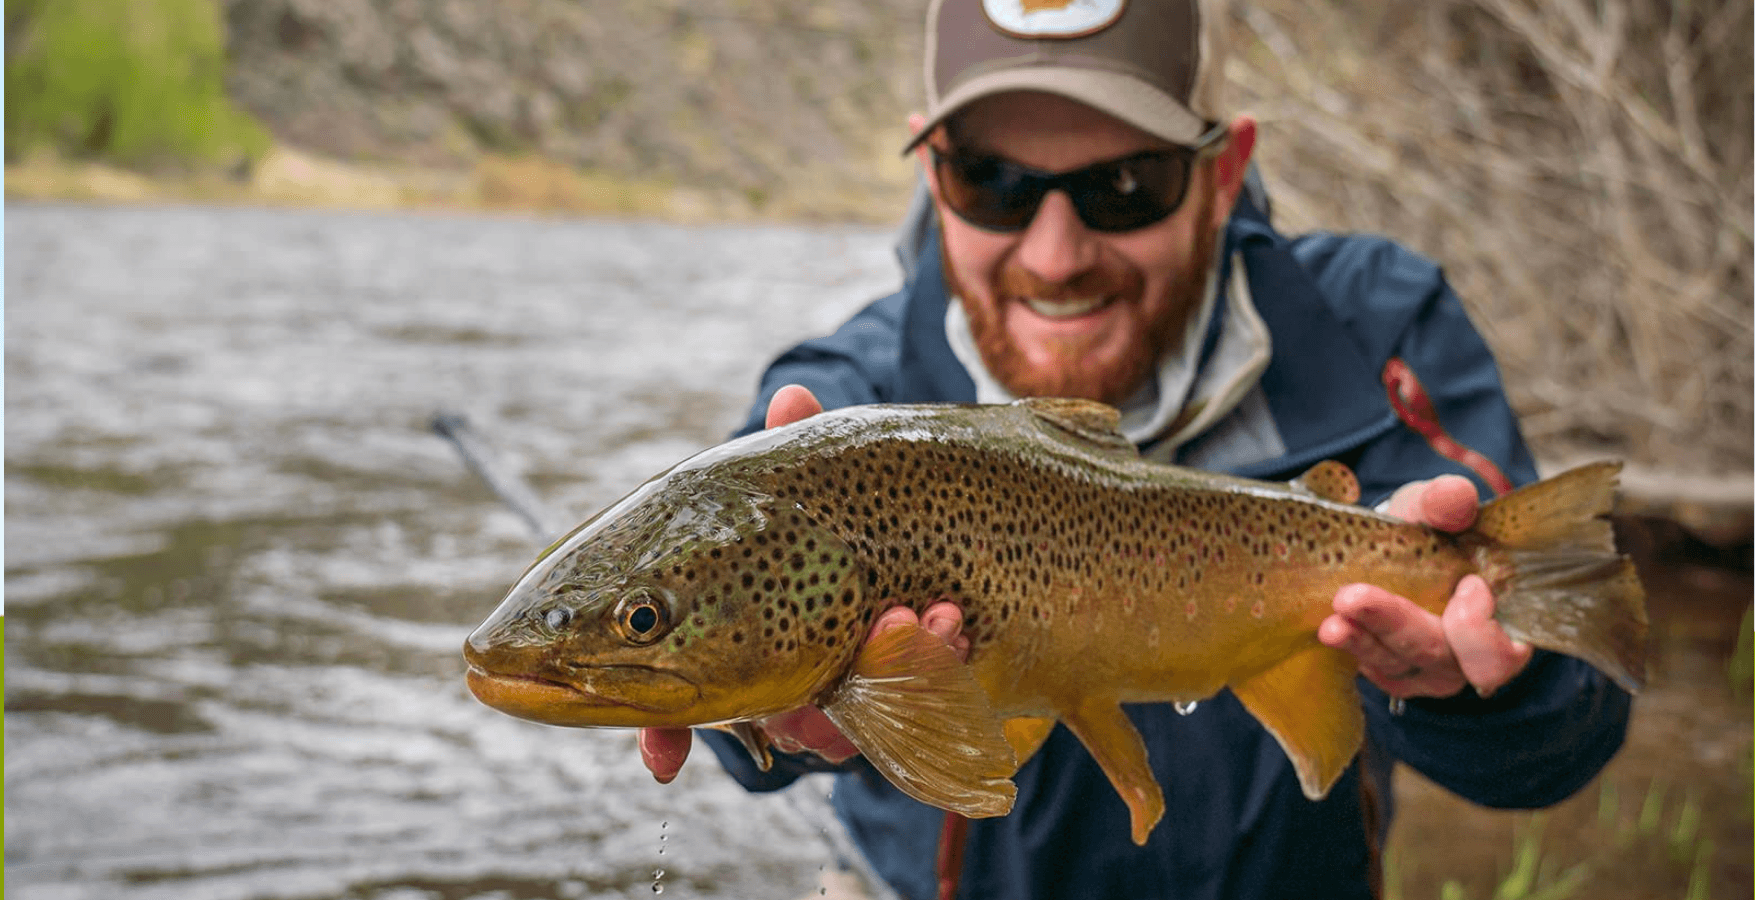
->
[[464, 397, 1648, 845]]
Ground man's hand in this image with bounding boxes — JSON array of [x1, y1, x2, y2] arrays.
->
[[637, 385, 971, 783], [1317, 474, 1534, 701]]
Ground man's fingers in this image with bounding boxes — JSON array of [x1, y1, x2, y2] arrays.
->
[[919, 600, 970, 661], [1384, 475, 1479, 533], [639, 727, 692, 784], [1323, 584, 1466, 697], [763, 706, 860, 763], [1442, 574, 1533, 696], [765, 384, 824, 430], [1328, 584, 1445, 659]]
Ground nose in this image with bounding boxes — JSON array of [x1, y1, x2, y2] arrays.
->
[[1012, 190, 1099, 285], [463, 623, 496, 665]]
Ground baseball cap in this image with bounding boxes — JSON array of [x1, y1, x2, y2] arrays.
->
[[903, 0, 1229, 153]]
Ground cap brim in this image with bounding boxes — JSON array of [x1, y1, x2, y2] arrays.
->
[[901, 66, 1210, 155]]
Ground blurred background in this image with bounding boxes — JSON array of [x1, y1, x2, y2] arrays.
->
[[5, 1, 1750, 899]]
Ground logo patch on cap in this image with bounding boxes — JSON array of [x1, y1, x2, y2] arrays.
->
[[982, 0, 1126, 39]]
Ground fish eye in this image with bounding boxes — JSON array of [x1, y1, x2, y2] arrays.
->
[[544, 607, 573, 630], [617, 596, 670, 645]]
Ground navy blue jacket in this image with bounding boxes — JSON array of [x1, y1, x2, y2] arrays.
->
[[703, 199, 1631, 900]]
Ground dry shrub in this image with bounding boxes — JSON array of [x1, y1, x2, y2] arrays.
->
[[1229, 0, 1752, 476], [471, 154, 686, 217]]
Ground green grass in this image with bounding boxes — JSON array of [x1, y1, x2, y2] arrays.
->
[[5, 0, 269, 169], [1394, 778, 1725, 900]]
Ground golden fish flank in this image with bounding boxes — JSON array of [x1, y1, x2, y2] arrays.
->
[[464, 398, 1648, 845]]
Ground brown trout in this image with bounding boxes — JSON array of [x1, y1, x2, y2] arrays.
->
[[463, 398, 1647, 844]]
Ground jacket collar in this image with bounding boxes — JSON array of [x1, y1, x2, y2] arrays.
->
[[894, 199, 1396, 475]]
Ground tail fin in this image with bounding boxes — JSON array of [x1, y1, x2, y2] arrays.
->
[[1472, 461, 1649, 693]]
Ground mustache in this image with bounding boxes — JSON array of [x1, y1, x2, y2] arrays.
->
[[997, 261, 1140, 302]]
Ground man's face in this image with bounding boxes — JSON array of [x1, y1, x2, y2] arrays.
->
[[921, 92, 1244, 405]]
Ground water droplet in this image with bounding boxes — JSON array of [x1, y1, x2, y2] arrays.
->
[[1173, 700, 1199, 716]]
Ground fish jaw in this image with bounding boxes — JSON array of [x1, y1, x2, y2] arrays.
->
[[463, 655, 704, 728]]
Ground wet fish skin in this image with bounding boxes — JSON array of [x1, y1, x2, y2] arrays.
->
[[464, 398, 1648, 844]]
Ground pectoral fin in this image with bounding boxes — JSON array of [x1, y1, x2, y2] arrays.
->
[[1061, 702, 1165, 845], [1229, 645, 1365, 799], [818, 622, 1017, 818], [710, 721, 773, 772]]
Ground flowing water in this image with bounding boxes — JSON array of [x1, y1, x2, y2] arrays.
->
[[6, 201, 1748, 900], [4, 201, 901, 900]]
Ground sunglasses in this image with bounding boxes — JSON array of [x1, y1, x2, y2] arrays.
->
[[929, 122, 1229, 233]]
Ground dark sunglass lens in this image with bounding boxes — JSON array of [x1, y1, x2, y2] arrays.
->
[[1074, 153, 1187, 232], [939, 153, 1040, 231]]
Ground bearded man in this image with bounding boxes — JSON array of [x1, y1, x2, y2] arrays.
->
[[636, 1, 1632, 897]]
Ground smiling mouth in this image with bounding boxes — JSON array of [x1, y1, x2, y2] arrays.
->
[[1020, 295, 1113, 319]]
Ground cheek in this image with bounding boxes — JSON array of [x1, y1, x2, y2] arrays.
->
[[939, 214, 1013, 296], [1110, 220, 1207, 301]]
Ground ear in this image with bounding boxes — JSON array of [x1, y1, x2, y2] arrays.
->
[[1208, 115, 1258, 229], [909, 112, 944, 201]]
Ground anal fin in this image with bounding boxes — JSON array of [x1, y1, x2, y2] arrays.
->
[[819, 622, 1017, 818], [1229, 645, 1365, 799], [1003, 716, 1057, 766], [1061, 701, 1165, 845]]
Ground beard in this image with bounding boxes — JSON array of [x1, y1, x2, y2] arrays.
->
[[943, 189, 1222, 406]]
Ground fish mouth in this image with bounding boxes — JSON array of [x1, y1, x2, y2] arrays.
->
[[465, 664, 701, 727]]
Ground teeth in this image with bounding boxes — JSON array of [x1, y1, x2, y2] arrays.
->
[[1022, 296, 1109, 319]]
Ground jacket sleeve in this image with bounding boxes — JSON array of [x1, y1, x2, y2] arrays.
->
[[700, 290, 911, 791], [726, 292, 906, 439], [1338, 250, 1632, 807]]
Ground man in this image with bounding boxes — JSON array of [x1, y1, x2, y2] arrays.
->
[[640, 1, 1631, 897]]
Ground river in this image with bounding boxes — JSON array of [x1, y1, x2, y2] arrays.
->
[[6, 201, 1749, 900], [4, 201, 903, 900]]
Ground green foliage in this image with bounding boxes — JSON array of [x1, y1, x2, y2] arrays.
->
[[5, 0, 269, 168], [1399, 780, 1729, 900], [1729, 603, 1752, 700]]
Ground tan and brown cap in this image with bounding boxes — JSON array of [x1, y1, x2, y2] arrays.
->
[[905, 0, 1228, 152]]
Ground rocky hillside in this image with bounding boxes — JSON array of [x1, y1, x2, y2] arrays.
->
[[219, 0, 930, 219]]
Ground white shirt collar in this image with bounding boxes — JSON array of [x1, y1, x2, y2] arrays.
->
[[944, 247, 1271, 453]]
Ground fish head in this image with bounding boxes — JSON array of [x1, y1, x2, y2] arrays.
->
[[464, 468, 866, 729]]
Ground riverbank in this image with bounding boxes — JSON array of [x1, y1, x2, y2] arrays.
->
[[4, 145, 913, 225]]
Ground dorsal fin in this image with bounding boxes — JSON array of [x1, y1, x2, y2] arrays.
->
[[1290, 460, 1360, 504], [1018, 398, 1136, 457]]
